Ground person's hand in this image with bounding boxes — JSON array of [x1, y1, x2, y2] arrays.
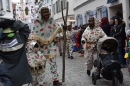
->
[[82, 40, 85, 44], [53, 38, 58, 43]]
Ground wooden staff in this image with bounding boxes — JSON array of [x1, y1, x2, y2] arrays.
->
[[61, 1, 69, 82]]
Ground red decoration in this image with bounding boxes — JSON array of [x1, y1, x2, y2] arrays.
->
[[48, 26, 52, 29], [40, 28, 44, 31]]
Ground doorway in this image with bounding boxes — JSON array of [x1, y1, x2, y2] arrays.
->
[[109, 3, 123, 19]]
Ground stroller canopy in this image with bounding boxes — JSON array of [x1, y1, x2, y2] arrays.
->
[[97, 37, 118, 53]]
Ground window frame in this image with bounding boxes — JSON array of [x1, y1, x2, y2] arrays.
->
[[0, 0, 3, 10], [6, 0, 11, 12]]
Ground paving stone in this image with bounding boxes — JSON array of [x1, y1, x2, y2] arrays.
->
[[24, 49, 130, 86]]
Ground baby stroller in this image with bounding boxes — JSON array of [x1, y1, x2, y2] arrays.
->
[[92, 37, 123, 86]]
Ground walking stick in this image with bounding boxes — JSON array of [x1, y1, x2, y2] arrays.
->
[[61, 1, 69, 82]]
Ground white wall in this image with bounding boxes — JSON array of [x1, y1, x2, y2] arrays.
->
[[0, 0, 13, 19], [73, 0, 88, 8]]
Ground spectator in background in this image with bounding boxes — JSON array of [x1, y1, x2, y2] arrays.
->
[[100, 17, 111, 36], [110, 16, 126, 67]]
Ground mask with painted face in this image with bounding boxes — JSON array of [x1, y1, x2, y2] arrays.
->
[[41, 7, 50, 21], [88, 17, 95, 29]]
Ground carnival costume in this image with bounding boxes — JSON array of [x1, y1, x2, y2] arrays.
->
[[82, 18, 107, 72], [0, 19, 32, 86], [29, 6, 62, 86]]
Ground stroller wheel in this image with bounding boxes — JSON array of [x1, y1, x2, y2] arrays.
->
[[112, 76, 118, 86], [92, 72, 97, 85], [119, 70, 123, 83]]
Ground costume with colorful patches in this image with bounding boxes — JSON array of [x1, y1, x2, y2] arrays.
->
[[66, 25, 79, 59], [29, 7, 62, 86], [82, 18, 107, 75]]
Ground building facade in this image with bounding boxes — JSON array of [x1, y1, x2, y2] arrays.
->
[[53, 0, 75, 27], [15, 0, 42, 29], [74, 0, 129, 30], [0, 0, 13, 19]]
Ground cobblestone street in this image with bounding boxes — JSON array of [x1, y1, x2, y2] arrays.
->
[[24, 49, 130, 86], [40, 50, 130, 86]]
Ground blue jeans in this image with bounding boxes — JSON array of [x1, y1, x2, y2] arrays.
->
[[118, 47, 125, 65]]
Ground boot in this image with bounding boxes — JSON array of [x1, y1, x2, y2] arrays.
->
[[71, 56, 74, 59], [87, 70, 91, 76], [53, 80, 62, 86]]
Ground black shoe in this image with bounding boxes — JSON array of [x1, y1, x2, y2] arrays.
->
[[87, 70, 91, 76], [68, 56, 70, 58], [53, 80, 62, 86], [71, 56, 74, 59], [60, 53, 62, 56]]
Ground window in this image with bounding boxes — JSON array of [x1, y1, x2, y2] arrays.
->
[[59, 0, 61, 11], [58, 0, 60, 12], [56, 1, 58, 13], [47, 0, 49, 3], [0, 0, 3, 10], [6, 0, 10, 11], [61, 0, 64, 9], [64, 0, 67, 9], [53, 4, 55, 14], [97, 6, 102, 21]]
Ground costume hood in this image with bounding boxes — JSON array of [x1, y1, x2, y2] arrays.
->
[[94, 18, 100, 28]]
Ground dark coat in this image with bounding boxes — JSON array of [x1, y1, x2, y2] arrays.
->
[[101, 23, 111, 36], [0, 20, 32, 86], [110, 22, 126, 48], [0, 61, 13, 86]]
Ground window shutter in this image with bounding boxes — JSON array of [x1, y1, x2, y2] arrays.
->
[[94, 10, 97, 18], [102, 6, 108, 18], [89, 11, 94, 17], [80, 14, 83, 25], [76, 15, 78, 26], [84, 13, 87, 24]]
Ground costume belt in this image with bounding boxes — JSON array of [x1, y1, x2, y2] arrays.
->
[[86, 42, 96, 49]]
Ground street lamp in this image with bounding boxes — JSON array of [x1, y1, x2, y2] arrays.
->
[[0, 10, 6, 16]]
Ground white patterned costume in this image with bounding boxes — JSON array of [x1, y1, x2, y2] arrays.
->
[[82, 18, 107, 71]]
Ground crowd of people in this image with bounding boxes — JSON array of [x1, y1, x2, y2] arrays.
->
[[0, 6, 130, 86]]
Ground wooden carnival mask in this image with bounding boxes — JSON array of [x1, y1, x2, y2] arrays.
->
[[41, 7, 50, 21], [88, 17, 95, 29], [67, 25, 72, 31]]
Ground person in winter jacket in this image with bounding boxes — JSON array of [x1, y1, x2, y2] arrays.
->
[[100, 17, 111, 36], [110, 16, 126, 67]]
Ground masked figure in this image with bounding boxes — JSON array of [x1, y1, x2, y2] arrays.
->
[[27, 40, 47, 86], [56, 27, 63, 56], [82, 17, 107, 76], [0, 19, 32, 86], [66, 25, 79, 59], [29, 7, 62, 86]]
